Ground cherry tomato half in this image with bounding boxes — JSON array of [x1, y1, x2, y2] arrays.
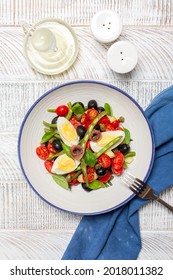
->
[[112, 152, 124, 170], [97, 154, 111, 168], [84, 120, 92, 130], [81, 113, 88, 124], [44, 160, 53, 173], [112, 119, 120, 129], [67, 172, 79, 186], [56, 105, 69, 116], [87, 166, 95, 174], [105, 124, 115, 131], [47, 143, 57, 154], [98, 116, 110, 125], [112, 167, 124, 176], [115, 126, 124, 131], [36, 145, 49, 160], [82, 167, 95, 183], [83, 172, 94, 183], [70, 116, 81, 128], [98, 171, 111, 183], [87, 109, 98, 121]]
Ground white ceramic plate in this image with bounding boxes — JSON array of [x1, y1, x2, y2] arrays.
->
[[18, 81, 155, 215]]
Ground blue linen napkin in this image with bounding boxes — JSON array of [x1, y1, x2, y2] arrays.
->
[[62, 85, 173, 260]]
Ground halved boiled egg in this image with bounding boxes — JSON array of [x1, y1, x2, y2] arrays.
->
[[57, 117, 79, 147], [51, 154, 80, 175], [90, 130, 125, 152]]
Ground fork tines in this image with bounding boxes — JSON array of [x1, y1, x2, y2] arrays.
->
[[121, 172, 145, 194]]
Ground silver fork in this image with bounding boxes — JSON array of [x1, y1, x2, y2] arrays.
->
[[122, 172, 173, 212]]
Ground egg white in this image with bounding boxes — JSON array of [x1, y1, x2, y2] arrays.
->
[[51, 154, 80, 175], [90, 130, 125, 152], [57, 117, 79, 147]]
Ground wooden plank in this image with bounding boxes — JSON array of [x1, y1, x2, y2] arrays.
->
[[0, 0, 14, 24], [0, 182, 81, 230], [0, 0, 173, 26], [0, 26, 173, 81], [0, 230, 172, 259]]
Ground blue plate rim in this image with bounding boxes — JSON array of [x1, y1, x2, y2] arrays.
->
[[18, 80, 155, 216]]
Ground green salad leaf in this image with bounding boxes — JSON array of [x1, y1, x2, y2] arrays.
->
[[72, 103, 84, 116], [52, 174, 70, 190], [88, 180, 106, 190], [124, 128, 131, 144], [104, 103, 112, 116], [84, 149, 97, 167]]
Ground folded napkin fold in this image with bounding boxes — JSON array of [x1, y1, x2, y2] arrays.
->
[[62, 85, 173, 260]]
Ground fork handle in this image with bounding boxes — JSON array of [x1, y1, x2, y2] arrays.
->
[[152, 194, 173, 212]]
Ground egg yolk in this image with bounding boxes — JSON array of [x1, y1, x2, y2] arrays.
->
[[57, 155, 76, 172], [60, 123, 77, 142], [98, 135, 115, 147]]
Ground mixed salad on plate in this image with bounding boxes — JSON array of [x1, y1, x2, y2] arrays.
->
[[36, 100, 136, 191]]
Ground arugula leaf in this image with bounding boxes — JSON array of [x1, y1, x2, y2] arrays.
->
[[124, 128, 131, 144], [72, 103, 84, 116], [52, 174, 70, 190]]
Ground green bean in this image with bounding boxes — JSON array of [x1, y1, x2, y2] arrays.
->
[[62, 142, 71, 157], [44, 128, 54, 133], [43, 120, 57, 128], [66, 102, 73, 120], [95, 136, 122, 158], [54, 133, 61, 139], [47, 150, 64, 160], [70, 170, 82, 181], [80, 111, 107, 148], [75, 165, 82, 171], [47, 109, 56, 113], [81, 159, 88, 186]]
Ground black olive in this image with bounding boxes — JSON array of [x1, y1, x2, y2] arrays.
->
[[51, 116, 59, 124], [52, 139, 62, 152], [96, 167, 108, 177], [97, 106, 105, 113], [72, 102, 84, 108], [76, 125, 86, 139], [94, 124, 100, 130], [81, 183, 92, 192], [118, 144, 130, 155], [44, 141, 48, 147], [88, 99, 98, 109]]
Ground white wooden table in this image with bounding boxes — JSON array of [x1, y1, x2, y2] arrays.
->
[[0, 0, 173, 259]]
